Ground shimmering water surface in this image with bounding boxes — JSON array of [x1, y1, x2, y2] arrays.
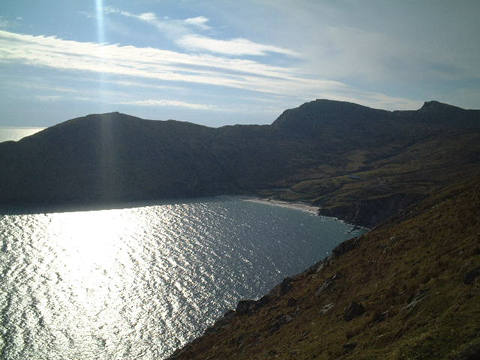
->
[[0, 197, 363, 359]]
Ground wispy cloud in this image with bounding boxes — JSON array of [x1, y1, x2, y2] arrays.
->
[[105, 7, 299, 57], [184, 16, 210, 30], [26, 85, 216, 110], [104, 7, 189, 38], [177, 34, 300, 57], [118, 99, 216, 110], [0, 29, 338, 97]]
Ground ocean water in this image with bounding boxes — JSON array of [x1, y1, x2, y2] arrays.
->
[[0, 197, 363, 359], [0, 127, 44, 143]]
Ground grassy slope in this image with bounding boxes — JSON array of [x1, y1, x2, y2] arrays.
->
[[260, 132, 480, 227], [169, 175, 480, 360]]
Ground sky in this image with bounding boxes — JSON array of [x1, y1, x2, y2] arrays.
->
[[0, 0, 479, 127]]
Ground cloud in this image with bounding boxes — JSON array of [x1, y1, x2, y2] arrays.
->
[[0, 19, 422, 112], [137, 12, 156, 22], [176, 34, 300, 57], [104, 7, 188, 38], [184, 16, 210, 30], [105, 7, 299, 57], [118, 99, 216, 110], [0, 29, 337, 97]]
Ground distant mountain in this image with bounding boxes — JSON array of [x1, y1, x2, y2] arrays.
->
[[1, 99, 479, 226]]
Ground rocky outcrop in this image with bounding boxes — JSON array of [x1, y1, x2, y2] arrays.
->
[[318, 193, 425, 228], [343, 301, 365, 321]]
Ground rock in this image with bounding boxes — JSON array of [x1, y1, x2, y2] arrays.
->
[[236, 300, 257, 315], [343, 342, 357, 353], [315, 274, 339, 296], [306, 261, 325, 275], [463, 267, 480, 284], [270, 277, 294, 297], [287, 297, 297, 307], [279, 277, 293, 295], [223, 309, 235, 319], [406, 289, 429, 310], [332, 237, 359, 257], [269, 314, 294, 335], [344, 302, 365, 321], [320, 303, 334, 314], [315, 279, 333, 296], [372, 310, 388, 323], [255, 294, 271, 309]]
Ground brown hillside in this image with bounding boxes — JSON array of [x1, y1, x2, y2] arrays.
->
[[169, 175, 480, 360]]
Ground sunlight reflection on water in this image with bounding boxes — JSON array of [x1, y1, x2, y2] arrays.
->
[[0, 197, 363, 359]]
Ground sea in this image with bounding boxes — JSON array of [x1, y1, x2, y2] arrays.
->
[[0, 127, 44, 143], [0, 128, 364, 359]]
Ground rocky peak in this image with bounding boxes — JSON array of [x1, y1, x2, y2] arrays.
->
[[419, 100, 464, 112]]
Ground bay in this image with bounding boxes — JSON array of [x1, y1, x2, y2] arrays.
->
[[0, 197, 363, 359]]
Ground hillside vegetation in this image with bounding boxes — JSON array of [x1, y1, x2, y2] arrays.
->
[[169, 175, 480, 360]]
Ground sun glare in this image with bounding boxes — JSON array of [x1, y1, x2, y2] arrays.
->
[[46, 209, 143, 273], [95, 0, 105, 44], [95, 0, 111, 107]]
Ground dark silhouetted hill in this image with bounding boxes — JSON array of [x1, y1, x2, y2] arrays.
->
[[1, 100, 479, 227]]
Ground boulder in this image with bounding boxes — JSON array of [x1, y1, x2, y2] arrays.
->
[[236, 300, 257, 315], [320, 303, 334, 314], [343, 342, 357, 353], [332, 237, 359, 257], [463, 267, 480, 284], [287, 297, 297, 307], [344, 301, 365, 321], [315, 273, 339, 296], [269, 314, 294, 335], [279, 277, 293, 295]]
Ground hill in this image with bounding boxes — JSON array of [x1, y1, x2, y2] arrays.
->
[[0, 99, 479, 227], [168, 175, 480, 360], [1, 99, 479, 359]]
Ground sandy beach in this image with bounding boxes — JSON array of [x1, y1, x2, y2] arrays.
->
[[241, 197, 319, 215]]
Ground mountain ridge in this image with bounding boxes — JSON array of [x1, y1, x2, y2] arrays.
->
[[1, 99, 479, 228]]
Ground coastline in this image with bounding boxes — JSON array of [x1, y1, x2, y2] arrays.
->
[[240, 196, 319, 215], [241, 196, 370, 233]]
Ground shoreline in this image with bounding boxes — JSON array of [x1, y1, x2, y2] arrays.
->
[[240, 196, 319, 215], [240, 196, 370, 232]]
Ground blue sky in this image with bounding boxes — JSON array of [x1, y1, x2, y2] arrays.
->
[[1, 0, 479, 127]]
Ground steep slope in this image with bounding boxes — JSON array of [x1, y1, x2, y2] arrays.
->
[[168, 175, 480, 360]]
